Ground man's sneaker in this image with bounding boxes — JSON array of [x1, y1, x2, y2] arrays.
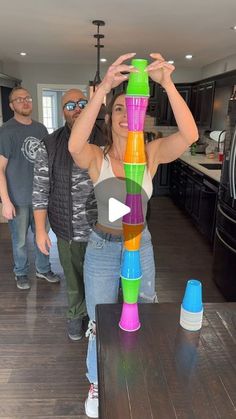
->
[[85, 383, 98, 418], [67, 317, 83, 341], [36, 270, 60, 283], [15, 275, 30, 290]]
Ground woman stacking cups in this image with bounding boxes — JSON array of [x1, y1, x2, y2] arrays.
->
[[68, 52, 198, 419], [119, 59, 150, 331]]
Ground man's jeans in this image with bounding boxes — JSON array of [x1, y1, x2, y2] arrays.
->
[[84, 227, 157, 384], [57, 238, 87, 320], [8, 205, 51, 276]]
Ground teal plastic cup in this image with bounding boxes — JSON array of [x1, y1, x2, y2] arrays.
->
[[180, 279, 203, 331], [182, 279, 203, 313], [126, 59, 150, 97]]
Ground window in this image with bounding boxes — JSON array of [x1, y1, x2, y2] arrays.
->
[[42, 92, 57, 133], [37, 84, 88, 132]]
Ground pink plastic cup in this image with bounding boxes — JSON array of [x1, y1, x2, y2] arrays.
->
[[119, 302, 141, 332], [125, 96, 149, 131]]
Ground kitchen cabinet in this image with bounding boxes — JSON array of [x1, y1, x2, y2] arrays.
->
[[1, 87, 14, 122], [170, 160, 218, 244], [170, 160, 187, 208], [0, 73, 21, 123], [148, 80, 214, 128], [190, 81, 215, 128], [148, 83, 191, 126], [199, 178, 218, 242], [152, 163, 170, 196]]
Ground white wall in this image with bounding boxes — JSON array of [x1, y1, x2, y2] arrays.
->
[[201, 53, 236, 79], [2, 61, 97, 119], [2, 60, 202, 119]]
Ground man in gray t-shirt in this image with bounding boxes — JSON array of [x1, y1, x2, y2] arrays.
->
[[0, 86, 60, 290]]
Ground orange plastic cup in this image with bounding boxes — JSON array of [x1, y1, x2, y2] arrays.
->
[[123, 223, 144, 251], [124, 132, 146, 164]]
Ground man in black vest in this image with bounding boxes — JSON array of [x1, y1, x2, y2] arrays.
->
[[33, 89, 102, 340]]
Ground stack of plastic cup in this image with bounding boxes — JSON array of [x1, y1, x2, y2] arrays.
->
[[180, 279, 204, 331], [119, 59, 150, 332]]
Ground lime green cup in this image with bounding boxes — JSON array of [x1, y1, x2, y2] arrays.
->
[[126, 59, 150, 97], [121, 277, 141, 304], [124, 163, 146, 194]]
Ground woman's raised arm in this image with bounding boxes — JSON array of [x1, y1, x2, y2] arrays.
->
[[68, 53, 136, 170], [146, 53, 198, 172]]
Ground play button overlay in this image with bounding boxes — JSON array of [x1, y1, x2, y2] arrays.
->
[[109, 198, 131, 223], [85, 176, 149, 236]]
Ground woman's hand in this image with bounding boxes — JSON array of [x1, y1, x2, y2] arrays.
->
[[147, 53, 175, 88], [100, 53, 137, 94]]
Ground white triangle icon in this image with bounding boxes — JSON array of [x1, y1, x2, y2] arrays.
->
[[108, 198, 131, 223]]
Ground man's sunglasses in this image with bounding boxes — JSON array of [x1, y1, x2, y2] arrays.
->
[[63, 99, 88, 111]]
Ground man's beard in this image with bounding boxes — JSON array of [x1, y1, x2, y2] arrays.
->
[[18, 108, 32, 117], [66, 114, 79, 129]]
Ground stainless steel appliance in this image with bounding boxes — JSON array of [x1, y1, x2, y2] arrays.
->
[[212, 97, 236, 300]]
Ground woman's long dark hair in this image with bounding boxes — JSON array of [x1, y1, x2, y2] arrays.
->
[[103, 91, 125, 158]]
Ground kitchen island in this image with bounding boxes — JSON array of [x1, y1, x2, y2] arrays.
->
[[179, 151, 222, 183], [170, 152, 222, 243]]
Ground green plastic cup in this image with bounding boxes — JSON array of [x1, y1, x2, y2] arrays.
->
[[121, 277, 141, 304], [126, 59, 150, 97], [124, 163, 146, 194]]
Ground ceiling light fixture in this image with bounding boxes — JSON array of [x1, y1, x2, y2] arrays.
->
[[185, 54, 193, 60], [100, 58, 107, 62], [168, 60, 174, 64], [19, 52, 27, 56], [230, 25, 236, 31], [90, 19, 105, 91]]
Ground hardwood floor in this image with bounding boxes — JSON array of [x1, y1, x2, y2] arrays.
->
[[148, 197, 225, 303], [0, 197, 224, 418]]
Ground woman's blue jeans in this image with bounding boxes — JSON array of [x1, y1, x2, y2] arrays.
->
[[8, 205, 51, 276], [84, 227, 157, 384]]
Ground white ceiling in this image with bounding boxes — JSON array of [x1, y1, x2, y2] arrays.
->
[[0, 0, 236, 70]]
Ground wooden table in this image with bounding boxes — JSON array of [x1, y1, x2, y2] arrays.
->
[[96, 303, 236, 419]]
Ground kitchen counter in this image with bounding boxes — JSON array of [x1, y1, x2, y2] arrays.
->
[[179, 152, 222, 183]]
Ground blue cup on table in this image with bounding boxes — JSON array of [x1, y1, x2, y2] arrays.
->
[[121, 250, 142, 280], [180, 279, 203, 331], [182, 279, 203, 312]]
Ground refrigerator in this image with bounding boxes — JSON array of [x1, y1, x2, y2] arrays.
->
[[212, 97, 236, 300]]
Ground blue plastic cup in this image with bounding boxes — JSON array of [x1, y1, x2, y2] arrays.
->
[[121, 250, 142, 279], [182, 279, 203, 313]]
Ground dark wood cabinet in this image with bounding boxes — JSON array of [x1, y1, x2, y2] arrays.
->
[[190, 81, 215, 128], [0, 74, 21, 123], [148, 83, 191, 126], [1, 86, 14, 122], [198, 179, 218, 242], [152, 163, 170, 196], [170, 160, 187, 208], [170, 160, 218, 244], [169, 85, 192, 126], [155, 87, 170, 125], [112, 78, 214, 129]]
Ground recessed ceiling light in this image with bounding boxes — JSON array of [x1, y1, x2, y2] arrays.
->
[[100, 58, 107, 62], [168, 60, 174, 64], [230, 25, 236, 31], [19, 52, 27, 56], [185, 54, 193, 60]]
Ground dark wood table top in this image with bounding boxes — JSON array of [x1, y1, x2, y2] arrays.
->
[[96, 303, 236, 419]]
